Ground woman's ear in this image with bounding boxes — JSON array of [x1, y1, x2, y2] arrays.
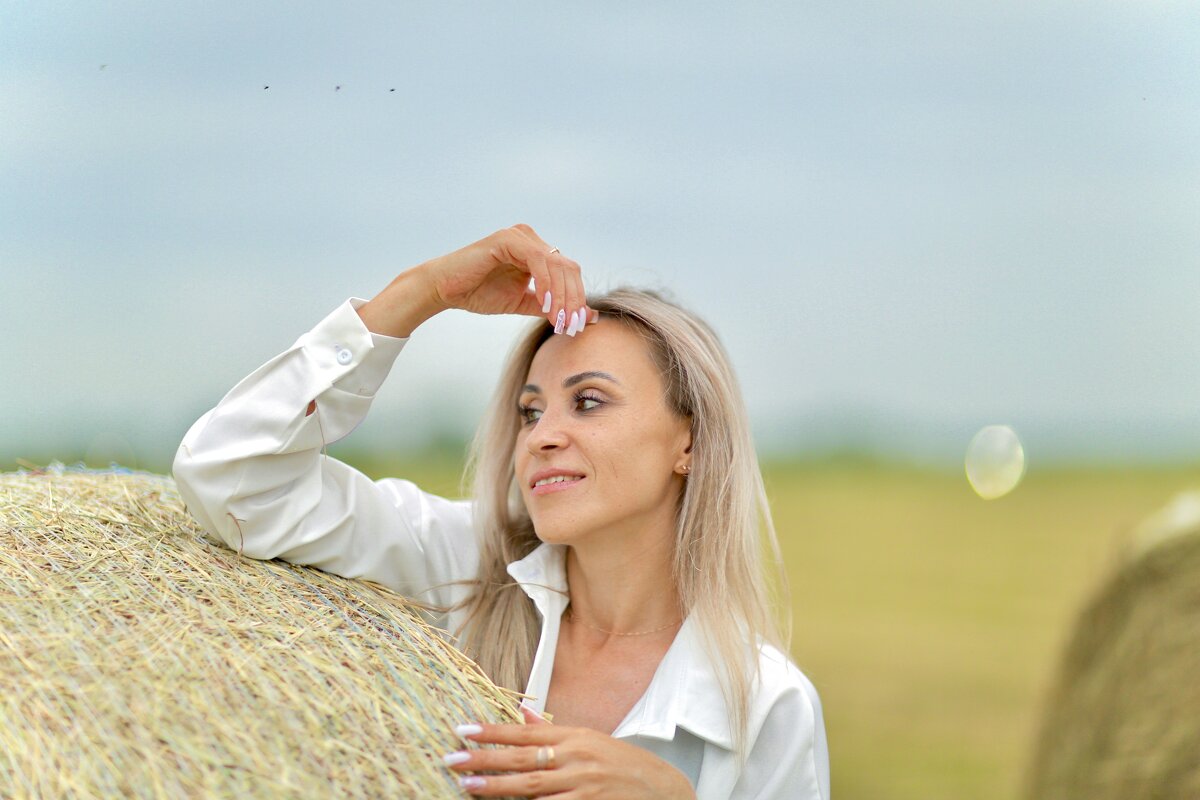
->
[[675, 428, 694, 472]]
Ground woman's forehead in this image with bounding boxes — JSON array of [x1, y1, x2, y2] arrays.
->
[[524, 320, 658, 389]]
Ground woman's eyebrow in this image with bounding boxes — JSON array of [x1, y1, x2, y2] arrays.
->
[[521, 371, 621, 395]]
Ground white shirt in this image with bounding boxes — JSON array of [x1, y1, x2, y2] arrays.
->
[[173, 298, 830, 800]]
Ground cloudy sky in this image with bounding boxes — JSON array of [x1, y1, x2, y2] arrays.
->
[[2, 1, 1198, 469]]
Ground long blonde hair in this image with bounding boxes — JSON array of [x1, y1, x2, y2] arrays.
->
[[453, 287, 790, 759]]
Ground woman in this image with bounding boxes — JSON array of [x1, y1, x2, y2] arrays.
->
[[173, 225, 830, 799]]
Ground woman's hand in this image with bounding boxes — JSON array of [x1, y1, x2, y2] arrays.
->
[[443, 706, 696, 799], [358, 224, 595, 339]]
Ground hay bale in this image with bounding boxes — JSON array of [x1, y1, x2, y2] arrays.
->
[[1025, 491, 1200, 800], [0, 467, 521, 798]]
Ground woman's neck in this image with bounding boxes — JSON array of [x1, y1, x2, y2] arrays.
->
[[563, 531, 682, 635]]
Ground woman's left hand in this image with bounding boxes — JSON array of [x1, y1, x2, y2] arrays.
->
[[444, 706, 696, 798]]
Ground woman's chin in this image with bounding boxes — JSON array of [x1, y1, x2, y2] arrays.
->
[[533, 528, 575, 545], [531, 519, 589, 546]]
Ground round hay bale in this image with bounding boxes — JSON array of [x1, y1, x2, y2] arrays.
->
[[0, 467, 521, 798], [1025, 490, 1200, 800]]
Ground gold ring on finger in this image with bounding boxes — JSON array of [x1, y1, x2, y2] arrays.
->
[[535, 745, 555, 770]]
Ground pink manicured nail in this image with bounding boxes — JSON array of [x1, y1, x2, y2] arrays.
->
[[443, 751, 471, 766], [455, 723, 483, 738], [459, 776, 485, 790], [554, 309, 566, 334], [566, 310, 579, 336], [542, 292, 552, 314], [520, 701, 545, 720]]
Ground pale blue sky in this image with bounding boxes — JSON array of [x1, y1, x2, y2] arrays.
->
[[3, 1, 1198, 468]]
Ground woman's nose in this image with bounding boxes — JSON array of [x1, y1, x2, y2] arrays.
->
[[525, 407, 570, 453]]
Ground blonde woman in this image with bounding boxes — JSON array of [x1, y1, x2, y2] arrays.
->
[[173, 225, 829, 799]]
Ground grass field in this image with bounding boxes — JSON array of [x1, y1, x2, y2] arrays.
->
[[341, 452, 1200, 800], [771, 460, 1200, 800]]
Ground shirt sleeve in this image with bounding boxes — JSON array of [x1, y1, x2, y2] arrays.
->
[[731, 671, 830, 800], [171, 297, 480, 614]]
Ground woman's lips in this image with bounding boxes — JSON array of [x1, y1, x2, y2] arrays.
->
[[531, 477, 585, 496]]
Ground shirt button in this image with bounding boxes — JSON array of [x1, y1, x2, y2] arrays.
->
[[336, 347, 353, 365]]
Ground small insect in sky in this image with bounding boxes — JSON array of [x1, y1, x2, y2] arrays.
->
[[335, 85, 341, 91], [263, 85, 269, 90], [99, 64, 107, 70], [390, 88, 395, 92]]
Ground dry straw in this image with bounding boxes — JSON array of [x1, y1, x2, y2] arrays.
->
[[0, 466, 522, 799], [1026, 490, 1200, 800]]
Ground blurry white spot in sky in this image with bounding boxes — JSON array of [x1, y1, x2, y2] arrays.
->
[[965, 425, 1025, 500]]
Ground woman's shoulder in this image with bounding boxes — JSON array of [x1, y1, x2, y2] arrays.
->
[[744, 640, 825, 747], [745, 642, 830, 797], [753, 642, 821, 706]]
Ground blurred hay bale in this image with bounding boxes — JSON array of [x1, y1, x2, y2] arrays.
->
[[0, 467, 521, 799], [1026, 490, 1200, 800]]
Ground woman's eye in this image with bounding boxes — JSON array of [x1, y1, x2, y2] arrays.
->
[[519, 395, 601, 424]]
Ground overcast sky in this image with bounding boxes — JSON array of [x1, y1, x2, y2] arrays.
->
[[3, 1, 1198, 469]]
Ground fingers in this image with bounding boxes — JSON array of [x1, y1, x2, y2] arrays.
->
[[456, 721, 565, 747], [562, 257, 585, 337], [557, 242, 587, 336], [514, 285, 554, 319], [542, 252, 588, 336], [447, 718, 682, 799], [446, 744, 569, 798], [546, 255, 568, 333], [455, 769, 567, 797], [529, 248, 556, 328], [443, 743, 542, 773], [504, 225, 590, 336], [520, 703, 552, 726], [506, 225, 557, 327], [447, 722, 573, 798]]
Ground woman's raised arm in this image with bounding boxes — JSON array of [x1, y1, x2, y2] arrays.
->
[[359, 224, 593, 338], [172, 225, 592, 619]]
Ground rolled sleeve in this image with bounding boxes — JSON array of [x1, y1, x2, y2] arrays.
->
[[172, 298, 480, 618]]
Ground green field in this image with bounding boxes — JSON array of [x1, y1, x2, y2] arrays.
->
[[344, 453, 1200, 800], [773, 461, 1200, 800]]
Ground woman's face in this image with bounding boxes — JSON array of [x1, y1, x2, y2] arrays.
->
[[514, 319, 692, 548]]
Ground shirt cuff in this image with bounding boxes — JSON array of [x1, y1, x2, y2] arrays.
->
[[298, 298, 409, 397]]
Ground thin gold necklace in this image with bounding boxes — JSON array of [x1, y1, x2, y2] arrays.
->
[[565, 605, 682, 637]]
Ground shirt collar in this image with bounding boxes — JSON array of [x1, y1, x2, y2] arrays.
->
[[505, 541, 569, 617], [614, 614, 735, 749], [504, 542, 734, 751]]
